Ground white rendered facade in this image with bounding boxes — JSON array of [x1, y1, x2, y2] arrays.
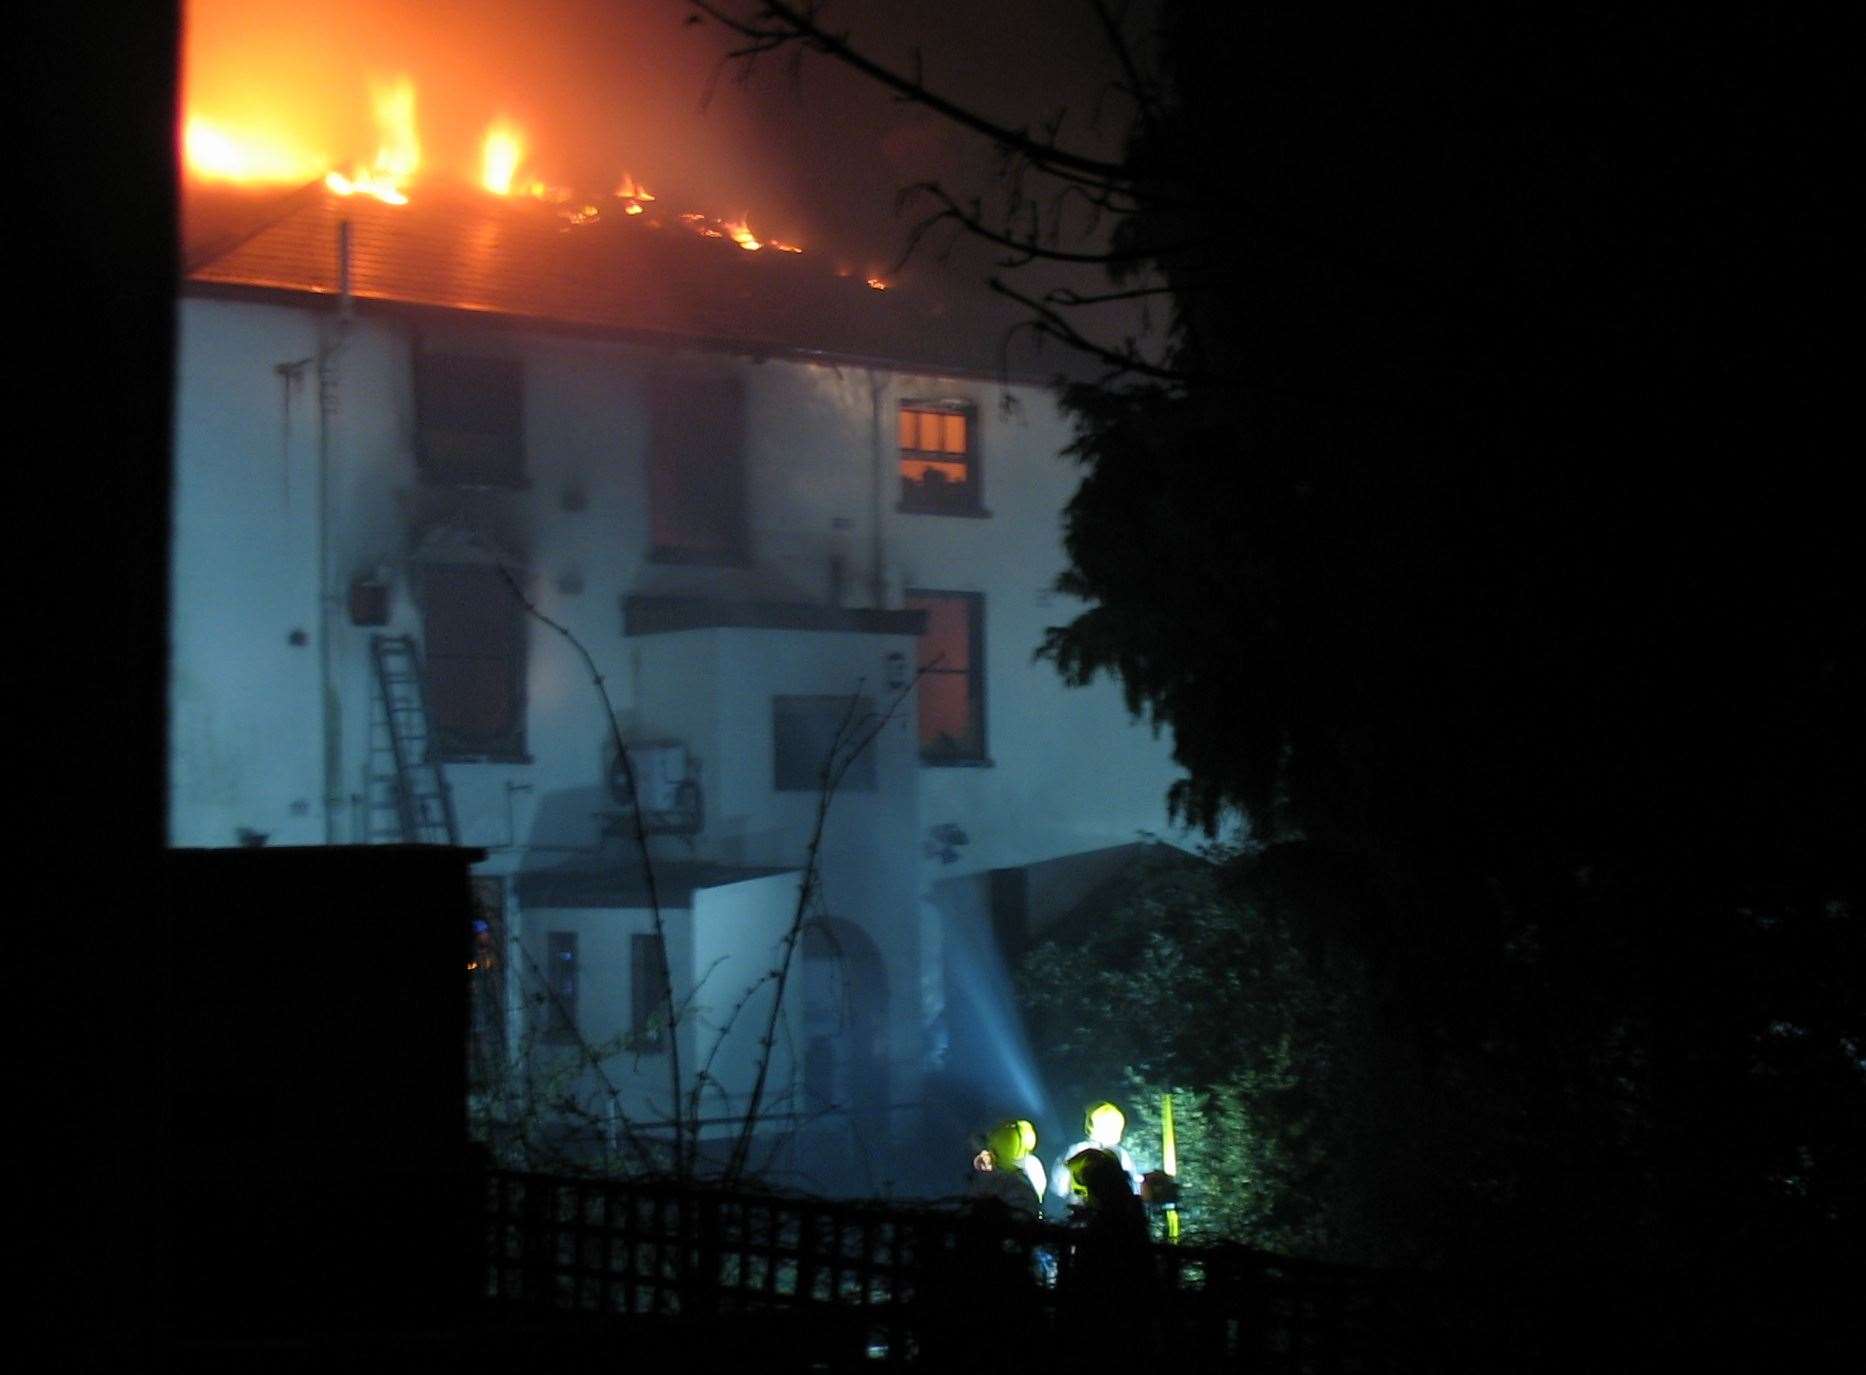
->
[[168, 288, 1190, 1178]]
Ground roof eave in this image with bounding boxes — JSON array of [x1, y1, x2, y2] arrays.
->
[[178, 277, 1066, 389]]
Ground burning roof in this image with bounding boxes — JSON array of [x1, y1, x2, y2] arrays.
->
[[178, 18, 1080, 381], [184, 175, 1053, 379]]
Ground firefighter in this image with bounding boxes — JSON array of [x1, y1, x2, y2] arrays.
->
[[1049, 1100, 1142, 1213], [1057, 1146, 1159, 1359], [969, 1118, 1043, 1215]]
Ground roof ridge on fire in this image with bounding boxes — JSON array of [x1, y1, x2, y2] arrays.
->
[[182, 179, 1069, 383]]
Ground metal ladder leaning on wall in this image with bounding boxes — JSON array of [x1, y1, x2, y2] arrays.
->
[[367, 633, 461, 845]]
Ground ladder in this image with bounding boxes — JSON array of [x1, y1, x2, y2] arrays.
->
[[367, 633, 460, 845]]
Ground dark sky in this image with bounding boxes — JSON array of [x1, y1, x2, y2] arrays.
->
[[185, 0, 1140, 294]]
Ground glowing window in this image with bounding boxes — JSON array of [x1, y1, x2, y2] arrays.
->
[[899, 403, 981, 514], [905, 590, 986, 763]]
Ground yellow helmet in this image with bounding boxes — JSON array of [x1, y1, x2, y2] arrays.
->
[[1085, 1101, 1125, 1147], [985, 1119, 1029, 1166]]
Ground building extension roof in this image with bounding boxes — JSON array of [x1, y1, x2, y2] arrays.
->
[[183, 180, 1071, 381], [515, 858, 797, 910]]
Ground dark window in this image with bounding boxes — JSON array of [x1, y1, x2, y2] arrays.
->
[[422, 563, 526, 760], [468, 877, 507, 1090], [649, 374, 747, 563], [544, 931, 578, 1046], [630, 933, 672, 1053], [415, 353, 525, 486], [898, 403, 981, 514], [905, 590, 986, 762], [773, 695, 878, 792]]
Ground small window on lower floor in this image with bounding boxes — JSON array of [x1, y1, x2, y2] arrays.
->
[[630, 933, 671, 1053], [905, 590, 986, 763], [543, 931, 578, 1045], [773, 695, 879, 792]]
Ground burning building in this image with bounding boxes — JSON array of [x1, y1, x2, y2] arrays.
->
[[170, 63, 1187, 1191]]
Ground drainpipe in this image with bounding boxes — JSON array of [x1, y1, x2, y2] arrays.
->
[[868, 370, 888, 608], [316, 220, 354, 843]]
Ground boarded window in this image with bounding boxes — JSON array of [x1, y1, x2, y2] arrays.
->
[[630, 933, 671, 1052], [543, 931, 578, 1046], [905, 590, 986, 762], [774, 695, 878, 793], [415, 353, 525, 486], [649, 374, 747, 562], [899, 403, 980, 513], [422, 564, 526, 760]]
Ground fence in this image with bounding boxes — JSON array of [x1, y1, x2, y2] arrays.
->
[[481, 1169, 1434, 1371]]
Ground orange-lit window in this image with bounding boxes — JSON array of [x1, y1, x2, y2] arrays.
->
[[899, 404, 981, 514], [905, 590, 986, 763]]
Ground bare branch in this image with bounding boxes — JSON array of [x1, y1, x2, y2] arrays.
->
[[497, 563, 690, 1178], [986, 275, 1194, 384], [687, 0, 1136, 185], [723, 670, 922, 1182], [899, 180, 1204, 270], [1040, 283, 1177, 309], [1089, 0, 1165, 141]]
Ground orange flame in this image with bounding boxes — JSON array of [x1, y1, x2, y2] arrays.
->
[[613, 172, 656, 205], [481, 121, 524, 195], [183, 116, 326, 185], [326, 76, 419, 204], [183, 72, 812, 250], [724, 216, 762, 251], [867, 278, 888, 291]]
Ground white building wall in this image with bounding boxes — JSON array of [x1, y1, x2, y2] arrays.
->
[[516, 902, 696, 1137], [170, 294, 1191, 1172], [688, 872, 808, 1137], [169, 300, 351, 847], [171, 298, 1185, 863]]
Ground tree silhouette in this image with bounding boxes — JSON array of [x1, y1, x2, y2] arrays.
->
[[691, 3, 1861, 1317]]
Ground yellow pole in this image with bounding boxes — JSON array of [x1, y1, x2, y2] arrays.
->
[[1162, 1091, 1180, 1243]]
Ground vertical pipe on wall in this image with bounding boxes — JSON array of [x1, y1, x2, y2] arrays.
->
[[316, 220, 354, 842], [868, 370, 888, 608]]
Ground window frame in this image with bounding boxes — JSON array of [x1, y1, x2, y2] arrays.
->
[[543, 930, 579, 1046], [897, 401, 987, 517], [904, 588, 990, 766], [647, 372, 751, 566], [630, 933, 672, 1054], [419, 562, 530, 764], [412, 350, 528, 489], [773, 694, 880, 793]]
